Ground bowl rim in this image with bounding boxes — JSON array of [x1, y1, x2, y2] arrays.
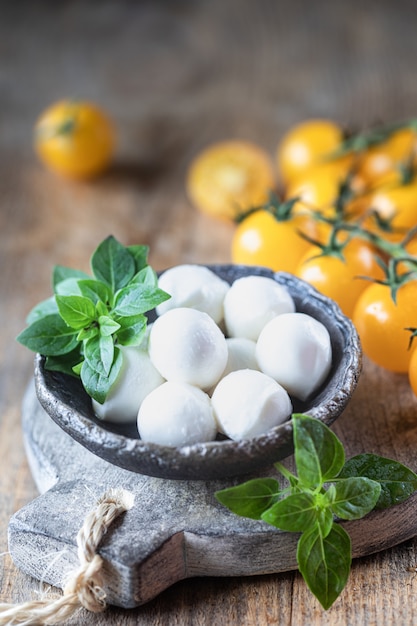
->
[[33, 265, 362, 481]]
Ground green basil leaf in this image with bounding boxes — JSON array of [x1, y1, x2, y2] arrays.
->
[[99, 315, 121, 336], [91, 235, 135, 292], [261, 492, 318, 532], [116, 314, 148, 346], [96, 300, 109, 317], [77, 326, 99, 342], [127, 244, 149, 273], [72, 361, 83, 376], [44, 346, 83, 377], [215, 478, 280, 520], [293, 414, 345, 489], [26, 296, 58, 324], [84, 335, 114, 377], [331, 477, 381, 520], [56, 295, 97, 330], [16, 314, 79, 356], [316, 503, 334, 539], [54, 277, 82, 296], [80, 347, 122, 404], [297, 523, 351, 610], [99, 335, 114, 375], [339, 453, 417, 510], [78, 279, 113, 307], [113, 283, 170, 317], [323, 483, 336, 505], [53, 265, 89, 289], [131, 265, 159, 287]]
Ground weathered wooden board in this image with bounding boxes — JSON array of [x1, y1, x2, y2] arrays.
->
[[9, 359, 417, 609]]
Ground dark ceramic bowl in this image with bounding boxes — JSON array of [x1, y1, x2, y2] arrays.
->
[[34, 265, 362, 481]]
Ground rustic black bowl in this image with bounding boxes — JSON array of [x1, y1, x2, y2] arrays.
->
[[34, 264, 362, 481]]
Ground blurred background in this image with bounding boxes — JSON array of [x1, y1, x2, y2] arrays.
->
[[3, 0, 417, 275]]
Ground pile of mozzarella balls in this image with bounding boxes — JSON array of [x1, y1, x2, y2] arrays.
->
[[93, 265, 333, 447]]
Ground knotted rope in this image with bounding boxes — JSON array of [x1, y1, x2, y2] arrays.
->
[[0, 488, 134, 625]]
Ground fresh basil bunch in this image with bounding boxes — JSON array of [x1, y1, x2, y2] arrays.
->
[[216, 414, 417, 610], [17, 235, 170, 403]]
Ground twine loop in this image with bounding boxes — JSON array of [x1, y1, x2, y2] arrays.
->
[[0, 487, 134, 625]]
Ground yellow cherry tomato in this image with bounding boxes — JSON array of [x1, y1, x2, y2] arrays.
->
[[358, 128, 417, 187], [353, 280, 417, 373], [285, 159, 364, 224], [186, 141, 275, 222], [286, 164, 343, 213], [34, 100, 115, 179], [231, 208, 317, 273], [395, 237, 417, 275], [277, 119, 344, 184], [363, 181, 417, 241], [405, 238, 417, 255], [295, 238, 384, 318]]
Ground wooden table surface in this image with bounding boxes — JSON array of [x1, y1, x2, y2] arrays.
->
[[2, 1, 417, 623]]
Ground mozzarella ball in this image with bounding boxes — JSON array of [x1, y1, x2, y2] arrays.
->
[[156, 264, 230, 324], [137, 382, 217, 446], [256, 312, 332, 401], [223, 275, 295, 341], [207, 337, 260, 400], [149, 307, 228, 389], [93, 345, 165, 423], [222, 337, 259, 377], [211, 369, 292, 440]]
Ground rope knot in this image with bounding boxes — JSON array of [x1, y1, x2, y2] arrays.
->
[[0, 487, 134, 625]]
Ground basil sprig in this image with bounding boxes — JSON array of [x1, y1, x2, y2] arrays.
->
[[216, 414, 417, 609], [17, 235, 170, 403]]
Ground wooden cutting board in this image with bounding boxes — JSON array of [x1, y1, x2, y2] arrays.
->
[[8, 357, 417, 609]]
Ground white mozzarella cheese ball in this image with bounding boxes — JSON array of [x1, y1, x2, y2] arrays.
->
[[207, 337, 259, 400], [222, 337, 259, 377], [149, 307, 228, 389], [137, 381, 217, 446], [93, 345, 165, 423], [223, 275, 295, 341], [211, 369, 292, 440], [156, 264, 230, 324], [256, 312, 332, 401]]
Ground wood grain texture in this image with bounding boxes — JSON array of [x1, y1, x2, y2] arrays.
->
[[2, 0, 417, 623]]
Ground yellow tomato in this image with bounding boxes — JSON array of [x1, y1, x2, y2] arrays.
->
[[358, 128, 417, 187], [186, 141, 275, 222], [363, 181, 417, 241], [34, 100, 115, 179], [285, 159, 365, 243], [231, 208, 317, 273], [353, 280, 417, 373], [277, 119, 344, 184], [286, 158, 363, 209], [295, 238, 384, 318], [286, 164, 342, 212], [394, 237, 417, 275], [405, 237, 417, 253]]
